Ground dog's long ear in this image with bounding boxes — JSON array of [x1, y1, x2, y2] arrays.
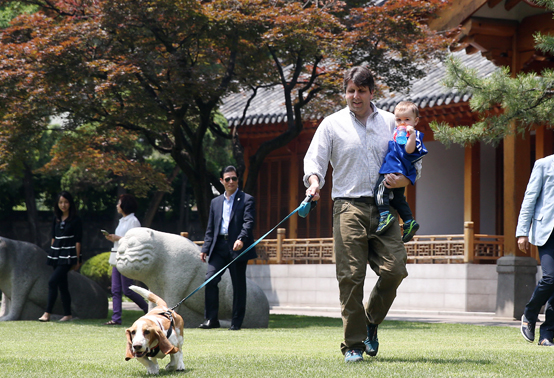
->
[[125, 328, 135, 360], [155, 328, 179, 355]]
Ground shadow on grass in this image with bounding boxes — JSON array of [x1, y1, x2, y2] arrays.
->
[[379, 356, 493, 366], [268, 316, 442, 330], [75, 312, 446, 331], [269, 314, 343, 328], [72, 309, 144, 328]]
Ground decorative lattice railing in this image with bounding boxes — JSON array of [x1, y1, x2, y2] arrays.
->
[[190, 223, 505, 265]]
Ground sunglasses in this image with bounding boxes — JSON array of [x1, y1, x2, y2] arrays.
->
[[224, 176, 238, 182], [60, 220, 66, 230]]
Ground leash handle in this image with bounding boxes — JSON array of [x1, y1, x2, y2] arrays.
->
[[301, 194, 313, 203], [170, 199, 306, 310]]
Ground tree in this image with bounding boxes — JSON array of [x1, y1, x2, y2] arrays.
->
[[0, 0, 268, 227], [430, 0, 554, 147], [0, 0, 450, 227], [231, 0, 452, 194], [0, 126, 59, 245]]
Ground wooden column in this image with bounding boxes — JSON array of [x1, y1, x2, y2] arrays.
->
[[464, 221, 475, 263], [464, 143, 481, 233], [503, 129, 530, 256], [276, 228, 285, 263], [535, 125, 554, 159], [288, 142, 299, 239], [503, 28, 531, 256]]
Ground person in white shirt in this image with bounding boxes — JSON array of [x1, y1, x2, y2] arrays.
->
[[304, 66, 417, 363], [103, 194, 148, 325]]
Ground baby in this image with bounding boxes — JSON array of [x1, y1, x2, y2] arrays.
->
[[374, 101, 428, 242]]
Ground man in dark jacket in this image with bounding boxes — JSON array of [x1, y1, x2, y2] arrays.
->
[[199, 165, 256, 331]]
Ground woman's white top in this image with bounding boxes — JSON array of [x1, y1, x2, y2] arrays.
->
[[109, 213, 141, 265]]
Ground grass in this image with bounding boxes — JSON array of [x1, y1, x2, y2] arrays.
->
[[1, 311, 553, 377]]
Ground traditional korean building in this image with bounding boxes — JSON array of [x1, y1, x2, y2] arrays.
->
[[221, 1, 554, 259], [221, 51, 499, 242], [429, 0, 554, 259], [220, 1, 554, 318]]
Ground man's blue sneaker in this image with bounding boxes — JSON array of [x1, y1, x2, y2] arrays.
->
[[376, 212, 396, 234], [402, 219, 420, 243], [364, 324, 379, 357], [521, 314, 535, 343], [344, 349, 364, 363]]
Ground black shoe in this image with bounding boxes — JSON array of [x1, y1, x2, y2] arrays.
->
[[402, 220, 420, 243], [539, 338, 554, 346], [228, 325, 241, 331], [521, 315, 535, 343], [198, 319, 220, 329], [364, 324, 379, 357], [376, 213, 396, 235]]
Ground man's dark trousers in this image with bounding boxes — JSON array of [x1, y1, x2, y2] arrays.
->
[[204, 237, 248, 328], [524, 231, 554, 341]]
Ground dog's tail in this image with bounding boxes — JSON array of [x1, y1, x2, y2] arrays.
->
[[129, 285, 167, 308]]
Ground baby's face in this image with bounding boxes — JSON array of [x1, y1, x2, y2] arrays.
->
[[394, 110, 419, 127]]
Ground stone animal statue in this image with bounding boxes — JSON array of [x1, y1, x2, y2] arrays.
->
[[0, 237, 108, 321], [116, 228, 269, 328]]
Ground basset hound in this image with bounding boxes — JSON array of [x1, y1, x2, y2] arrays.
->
[[125, 285, 185, 375]]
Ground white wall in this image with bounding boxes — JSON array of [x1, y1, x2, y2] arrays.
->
[[247, 264, 500, 313], [480, 143, 497, 235], [416, 141, 465, 234], [415, 141, 497, 235]]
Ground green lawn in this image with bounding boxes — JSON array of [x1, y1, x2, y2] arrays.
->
[[0, 312, 552, 377]]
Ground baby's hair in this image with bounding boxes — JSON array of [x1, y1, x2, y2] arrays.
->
[[394, 101, 419, 118]]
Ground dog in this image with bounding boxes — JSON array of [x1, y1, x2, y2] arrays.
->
[[125, 285, 185, 375]]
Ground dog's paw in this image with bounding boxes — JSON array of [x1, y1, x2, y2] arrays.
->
[[165, 362, 185, 372], [146, 365, 160, 375]]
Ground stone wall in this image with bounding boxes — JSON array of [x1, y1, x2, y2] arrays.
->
[[246, 264, 520, 314]]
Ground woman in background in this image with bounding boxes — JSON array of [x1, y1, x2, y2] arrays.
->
[[104, 194, 148, 325], [39, 191, 82, 322]]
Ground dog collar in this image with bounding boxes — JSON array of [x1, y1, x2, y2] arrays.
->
[[157, 310, 175, 339], [146, 345, 160, 358]]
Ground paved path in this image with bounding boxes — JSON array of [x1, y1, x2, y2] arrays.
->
[[270, 307, 529, 328], [119, 302, 536, 328]]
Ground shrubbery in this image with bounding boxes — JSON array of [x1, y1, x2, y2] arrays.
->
[[80, 252, 112, 296]]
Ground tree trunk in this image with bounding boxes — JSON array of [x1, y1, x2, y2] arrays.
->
[[110, 185, 126, 232], [177, 174, 189, 234], [22, 163, 41, 246], [142, 165, 181, 228]]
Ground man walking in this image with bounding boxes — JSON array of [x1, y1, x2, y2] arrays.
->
[[304, 66, 419, 362], [517, 154, 554, 346], [199, 165, 256, 331]]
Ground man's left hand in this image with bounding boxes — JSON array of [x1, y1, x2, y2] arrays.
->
[[384, 173, 410, 189], [233, 240, 244, 251]]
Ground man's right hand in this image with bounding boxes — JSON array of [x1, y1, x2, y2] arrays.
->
[[518, 236, 530, 253], [200, 252, 207, 263], [306, 175, 321, 202]]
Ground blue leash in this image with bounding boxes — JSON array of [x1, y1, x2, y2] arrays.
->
[[169, 195, 315, 311]]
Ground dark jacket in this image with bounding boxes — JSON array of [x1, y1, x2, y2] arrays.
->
[[201, 189, 256, 262]]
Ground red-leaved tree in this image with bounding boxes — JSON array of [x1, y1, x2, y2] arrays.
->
[[0, 0, 451, 227]]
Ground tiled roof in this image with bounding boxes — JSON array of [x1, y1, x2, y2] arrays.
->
[[219, 82, 297, 127], [220, 51, 498, 127], [375, 50, 498, 112]]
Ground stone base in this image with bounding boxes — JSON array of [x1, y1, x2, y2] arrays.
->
[[496, 256, 538, 320]]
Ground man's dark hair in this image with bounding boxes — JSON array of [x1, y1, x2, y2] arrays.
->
[[54, 191, 77, 221], [343, 66, 375, 93], [119, 193, 138, 215], [220, 165, 238, 178]]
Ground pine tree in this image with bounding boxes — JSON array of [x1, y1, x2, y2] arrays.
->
[[431, 0, 554, 147]]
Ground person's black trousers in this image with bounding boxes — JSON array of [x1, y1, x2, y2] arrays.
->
[[204, 237, 248, 328], [524, 231, 554, 341], [374, 174, 414, 221], [46, 264, 72, 315]]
